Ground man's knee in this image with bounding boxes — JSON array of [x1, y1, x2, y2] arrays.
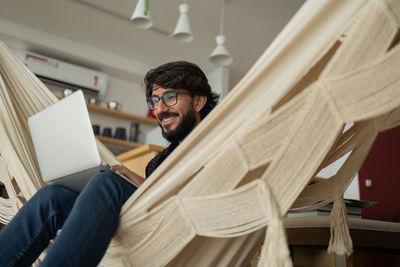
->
[[89, 170, 118, 188], [35, 184, 77, 208], [85, 170, 136, 202]]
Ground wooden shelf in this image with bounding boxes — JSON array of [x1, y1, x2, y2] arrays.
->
[[117, 144, 165, 177], [54, 95, 158, 153], [117, 144, 165, 162], [96, 135, 142, 149], [87, 104, 158, 126]]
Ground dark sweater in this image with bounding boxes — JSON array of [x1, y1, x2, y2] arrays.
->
[[145, 142, 179, 178]]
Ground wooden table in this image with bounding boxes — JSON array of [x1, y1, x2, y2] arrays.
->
[[117, 144, 164, 177], [284, 216, 400, 267]]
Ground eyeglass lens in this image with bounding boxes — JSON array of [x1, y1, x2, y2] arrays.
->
[[148, 92, 178, 110]]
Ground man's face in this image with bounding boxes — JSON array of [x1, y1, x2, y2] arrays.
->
[[151, 86, 202, 143]]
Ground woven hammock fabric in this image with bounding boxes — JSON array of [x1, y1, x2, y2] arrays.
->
[[1, 0, 400, 266]]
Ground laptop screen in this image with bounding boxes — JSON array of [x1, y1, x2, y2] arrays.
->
[[28, 90, 101, 182]]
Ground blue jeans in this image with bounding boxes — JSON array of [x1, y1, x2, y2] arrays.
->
[[0, 170, 136, 266]]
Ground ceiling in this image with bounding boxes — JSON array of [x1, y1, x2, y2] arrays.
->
[[0, 0, 305, 88]]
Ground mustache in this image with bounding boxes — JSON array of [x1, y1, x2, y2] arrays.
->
[[157, 112, 179, 120]]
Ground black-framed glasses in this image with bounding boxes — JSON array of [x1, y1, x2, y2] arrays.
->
[[146, 91, 193, 110]]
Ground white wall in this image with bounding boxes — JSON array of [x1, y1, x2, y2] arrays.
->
[[316, 122, 360, 200], [88, 76, 152, 145], [103, 76, 147, 117], [207, 66, 230, 100], [0, 17, 151, 83]]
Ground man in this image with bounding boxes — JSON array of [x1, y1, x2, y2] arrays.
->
[[0, 61, 219, 266]]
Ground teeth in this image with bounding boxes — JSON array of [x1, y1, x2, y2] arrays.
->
[[162, 116, 175, 122]]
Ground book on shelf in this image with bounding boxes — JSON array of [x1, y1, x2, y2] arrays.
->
[[287, 199, 376, 218], [287, 210, 362, 218]]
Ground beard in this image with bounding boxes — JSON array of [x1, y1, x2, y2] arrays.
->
[[158, 109, 197, 143]]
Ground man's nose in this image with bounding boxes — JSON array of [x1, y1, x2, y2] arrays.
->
[[154, 100, 168, 113]]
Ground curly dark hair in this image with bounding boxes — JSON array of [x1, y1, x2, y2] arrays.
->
[[144, 61, 219, 119]]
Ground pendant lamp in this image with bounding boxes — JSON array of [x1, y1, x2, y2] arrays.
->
[[131, 0, 153, 29], [172, 2, 193, 43], [209, 0, 233, 66]]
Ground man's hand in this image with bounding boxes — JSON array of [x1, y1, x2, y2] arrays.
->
[[112, 165, 145, 187]]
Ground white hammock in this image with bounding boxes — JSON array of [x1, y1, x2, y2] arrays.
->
[[1, 0, 399, 266]]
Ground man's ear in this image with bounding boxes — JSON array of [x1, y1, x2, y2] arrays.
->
[[193, 95, 207, 112]]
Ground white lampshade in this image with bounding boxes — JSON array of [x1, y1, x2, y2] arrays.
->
[[131, 0, 153, 29], [209, 35, 233, 66], [172, 3, 193, 43]]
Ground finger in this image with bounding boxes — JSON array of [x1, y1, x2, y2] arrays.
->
[[112, 164, 122, 168]]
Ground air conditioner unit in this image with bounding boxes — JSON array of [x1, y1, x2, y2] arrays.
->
[[22, 51, 108, 96]]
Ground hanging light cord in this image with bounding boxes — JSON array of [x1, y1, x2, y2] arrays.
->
[[144, 0, 149, 16], [219, 0, 224, 36]]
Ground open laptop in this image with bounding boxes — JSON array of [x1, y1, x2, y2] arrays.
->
[[28, 90, 133, 192]]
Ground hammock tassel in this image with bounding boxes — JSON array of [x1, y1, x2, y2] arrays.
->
[[258, 218, 292, 267], [327, 198, 353, 255]]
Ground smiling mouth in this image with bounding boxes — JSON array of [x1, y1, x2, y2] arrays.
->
[[159, 113, 179, 126], [161, 116, 175, 123]]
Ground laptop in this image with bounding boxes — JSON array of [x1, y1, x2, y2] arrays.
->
[[28, 90, 133, 192]]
